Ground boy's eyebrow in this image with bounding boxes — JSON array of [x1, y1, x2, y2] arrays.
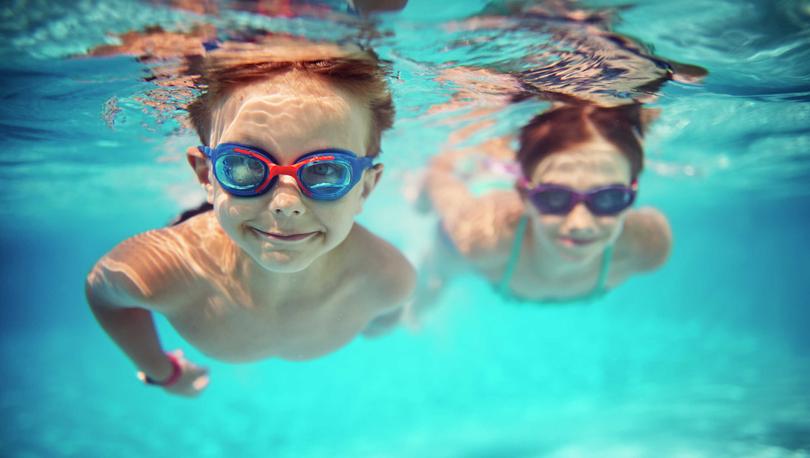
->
[[218, 135, 268, 150], [214, 141, 367, 162]]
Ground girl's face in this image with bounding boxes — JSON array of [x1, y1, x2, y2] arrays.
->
[[525, 136, 634, 263]]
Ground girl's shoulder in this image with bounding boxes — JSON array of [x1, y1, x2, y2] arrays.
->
[[614, 207, 673, 273]]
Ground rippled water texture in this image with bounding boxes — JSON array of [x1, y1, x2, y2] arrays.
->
[[1, 0, 809, 457]]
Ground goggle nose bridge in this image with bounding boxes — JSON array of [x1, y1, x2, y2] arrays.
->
[[239, 152, 335, 195]]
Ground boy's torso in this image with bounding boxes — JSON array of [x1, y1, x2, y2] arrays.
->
[[165, 278, 374, 362], [139, 213, 407, 362]]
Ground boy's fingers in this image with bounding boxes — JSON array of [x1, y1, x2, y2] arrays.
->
[[192, 374, 210, 391]]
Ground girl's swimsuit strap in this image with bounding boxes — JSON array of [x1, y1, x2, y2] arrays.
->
[[498, 214, 528, 294], [593, 243, 614, 295], [497, 214, 614, 300]]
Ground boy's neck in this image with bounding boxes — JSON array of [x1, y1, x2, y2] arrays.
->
[[233, 226, 353, 298]]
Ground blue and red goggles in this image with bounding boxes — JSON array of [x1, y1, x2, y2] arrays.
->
[[519, 179, 638, 216], [198, 143, 374, 201]]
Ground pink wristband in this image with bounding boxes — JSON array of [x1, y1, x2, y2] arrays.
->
[[137, 353, 182, 387]]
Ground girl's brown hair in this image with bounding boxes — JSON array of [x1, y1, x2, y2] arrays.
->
[[516, 103, 651, 181]]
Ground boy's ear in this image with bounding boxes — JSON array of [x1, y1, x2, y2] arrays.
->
[[640, 108, 662, 134], [186, 147, 215, 203], [360, 163, 384, 201]]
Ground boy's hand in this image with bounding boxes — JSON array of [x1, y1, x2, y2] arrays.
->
[[162, 350, 210, 397]]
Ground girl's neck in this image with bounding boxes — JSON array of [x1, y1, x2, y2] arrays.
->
[[523, 218, 602, 279]]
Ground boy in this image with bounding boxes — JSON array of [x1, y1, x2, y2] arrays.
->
[[86, 38, 415, 397]]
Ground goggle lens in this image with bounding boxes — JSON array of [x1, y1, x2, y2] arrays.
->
[[215, 155, 267, 191], [533, 188, 575, 214], [590, 188, 633, 215], [299, 160, 352, 195]]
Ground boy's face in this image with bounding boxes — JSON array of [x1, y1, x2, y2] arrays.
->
[[191, 72, 382, 273]]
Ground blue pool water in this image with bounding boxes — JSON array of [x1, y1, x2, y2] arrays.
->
[[2, 0, 809, 456]]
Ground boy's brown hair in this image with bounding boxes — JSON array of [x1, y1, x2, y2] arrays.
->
[[516, 103, 654, 181], [187, 37, 395, 157]]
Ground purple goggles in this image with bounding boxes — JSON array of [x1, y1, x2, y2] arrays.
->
[[519, 180, 638, 216]]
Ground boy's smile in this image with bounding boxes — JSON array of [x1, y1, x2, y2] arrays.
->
[[249, 227, 320, 242], [200, 71, 380, 273]]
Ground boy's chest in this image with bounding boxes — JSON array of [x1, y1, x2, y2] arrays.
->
[[166, 286, 373, 362]]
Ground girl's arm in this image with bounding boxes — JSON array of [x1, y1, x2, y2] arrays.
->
[[425, 146, 523, 260]]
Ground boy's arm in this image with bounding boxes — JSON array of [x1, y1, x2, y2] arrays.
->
[[85, 276, 176, 383], [358, 233, 417, 337], [362, 307, 406, 337], [86, 232, 208, 396]]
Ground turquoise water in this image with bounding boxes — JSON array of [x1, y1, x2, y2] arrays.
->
[[2, 0, 810, 456]]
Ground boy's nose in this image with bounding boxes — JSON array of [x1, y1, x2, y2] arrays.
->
[[268, 176, 306, 216]]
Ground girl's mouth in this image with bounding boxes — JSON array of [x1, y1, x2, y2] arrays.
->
[[559, 236, 597, 247]]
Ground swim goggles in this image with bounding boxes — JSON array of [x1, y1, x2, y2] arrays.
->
[[519, 180, 637, 216], [198, 143, 374, 201]]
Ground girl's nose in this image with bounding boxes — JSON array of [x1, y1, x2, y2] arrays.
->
[[560, 202, 597, 237]]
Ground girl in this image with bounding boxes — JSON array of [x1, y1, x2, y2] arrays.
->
[[416, 103, 670, 311]]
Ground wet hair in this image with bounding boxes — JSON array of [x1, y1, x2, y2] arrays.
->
[[187, 38, 395, 157], [516, 104, 649, 181]]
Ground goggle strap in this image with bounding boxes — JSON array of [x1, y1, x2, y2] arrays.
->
[[198, 145, 214, 158]]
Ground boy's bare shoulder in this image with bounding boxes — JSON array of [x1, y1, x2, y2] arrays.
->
[[86, 213, 221, 311], [345, 224, 416, 311], [616, 207, 673, 273]]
